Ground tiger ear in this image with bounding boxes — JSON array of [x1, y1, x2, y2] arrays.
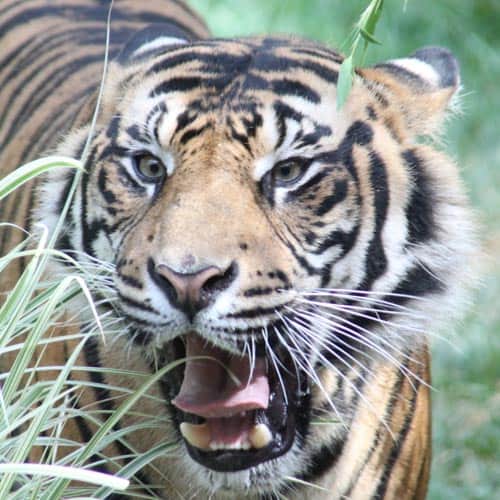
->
[[359, 46, 460, 136], [116, 23, 192, 65]]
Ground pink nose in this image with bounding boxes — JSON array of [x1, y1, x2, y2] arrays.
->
[[149, 259, 237, 320]]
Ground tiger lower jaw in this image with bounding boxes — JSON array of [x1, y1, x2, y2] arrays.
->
[[166, 332, 310, 473]]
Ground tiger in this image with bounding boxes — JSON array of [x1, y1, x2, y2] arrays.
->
[[0, 0, 478, 499]]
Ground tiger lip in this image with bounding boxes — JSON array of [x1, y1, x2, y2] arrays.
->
[[167, 332, 310, 472]]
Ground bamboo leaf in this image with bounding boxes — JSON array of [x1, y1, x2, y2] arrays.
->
[[359, 27, 381, 45], [336, 56, 354, 110]]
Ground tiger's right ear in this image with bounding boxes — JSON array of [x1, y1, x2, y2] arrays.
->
[[359, 46, 460, 136], [116, 23, 193, 65]]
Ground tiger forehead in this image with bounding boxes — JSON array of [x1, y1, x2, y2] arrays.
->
[[119, 37, 345, 163], [143, 35, 344, 89]]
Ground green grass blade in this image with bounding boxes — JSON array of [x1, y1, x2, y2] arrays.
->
[[0, 157, 82, 201], [0, 464, 128, 490]]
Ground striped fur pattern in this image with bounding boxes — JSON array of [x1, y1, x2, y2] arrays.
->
[[0, 1, 478, 499]]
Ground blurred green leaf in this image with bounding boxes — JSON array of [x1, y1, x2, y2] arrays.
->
[[360, 27, 382, 45], [336, 55, 353, 110]]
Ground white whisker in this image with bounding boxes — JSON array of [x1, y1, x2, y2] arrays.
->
[[282, 314, 395, 436], [262, 326, 288, 406], [276, 313, 347, 428], [292, 307, 429, 391]]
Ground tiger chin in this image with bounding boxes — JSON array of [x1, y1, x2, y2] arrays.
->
[[0, 1, 478, 499]]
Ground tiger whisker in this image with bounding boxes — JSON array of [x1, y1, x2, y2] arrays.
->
[[290, 312, 380, 379], [247, 335, 256, 388], [300, 300, 428, 321], [273, 325, 303, 391], [294, 308, 431, 392], [275, 315, 346, 428], [262, 325, 288, 406], [290, 305, 413, 364], [283, 314, 395, 436], [300, 287, 430, 304], [300, 299, 429, 338], [277, 315, 340, 402]]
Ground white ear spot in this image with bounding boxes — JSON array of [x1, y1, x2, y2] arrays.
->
[[388, 57, 441, 88], [133, 36, 187, 57], [376, 47, 459, 90]]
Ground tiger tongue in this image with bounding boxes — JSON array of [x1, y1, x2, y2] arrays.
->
[[172, 333, 269, 418]]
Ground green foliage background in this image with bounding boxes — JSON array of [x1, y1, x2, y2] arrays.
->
[[188, 1, 500, 498]]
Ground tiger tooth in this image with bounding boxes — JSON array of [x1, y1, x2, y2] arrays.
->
[[180, 422, 211, 450], [249, 423, 272, 449]]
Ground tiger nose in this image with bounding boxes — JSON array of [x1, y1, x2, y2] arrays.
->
[[149, 259, 237, 320]]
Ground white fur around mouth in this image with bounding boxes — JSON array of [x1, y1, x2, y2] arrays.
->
[[180, 421, 272, 451]]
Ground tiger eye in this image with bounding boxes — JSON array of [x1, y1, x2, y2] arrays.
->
[[273, 160, 304, 185], [134, 154, 165, 182]]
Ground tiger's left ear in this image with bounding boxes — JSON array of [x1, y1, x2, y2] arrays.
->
[[359, 46, 460, 136], [116, 23, 192, 65]]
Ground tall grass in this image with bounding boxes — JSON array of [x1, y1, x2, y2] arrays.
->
[[0, 158, 185, 497], [0, 158, 131, 496], [0, 3, 177, 496]]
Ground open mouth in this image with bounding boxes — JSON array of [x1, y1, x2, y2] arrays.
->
[[165, 332, 310, 472]]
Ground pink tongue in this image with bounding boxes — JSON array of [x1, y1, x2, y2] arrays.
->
[[172, 333, 269, 418]]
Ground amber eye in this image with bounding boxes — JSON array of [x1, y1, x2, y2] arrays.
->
[[272, 159, 305, 185], [133, 154, 165, 182]]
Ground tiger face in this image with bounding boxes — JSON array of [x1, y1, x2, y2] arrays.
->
[[36, 32, 475, 497]]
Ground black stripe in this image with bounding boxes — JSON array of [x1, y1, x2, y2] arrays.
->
[[358, 150, 388, 290], [290, 47, 343, 64], [117, 272, 144, 290], [315, 179, 348, 216], [375, 62, 425, 87], [0, 50, 63, 133], [0, 54, 104, 151], [253, 51, 339, 84], [118, 292, 158, 314], [0, 5, 200, 43], [341, 360, 409, 497], [374, 378, 420, 499], [16, 86, 95, 163], [98, 167, 117, 204], [315, 222, 360, 257], [80, 147, 98, 258], [146, 47, 208, 75], [179, 123, 210, 145], [296, 437, 345, 484], [0, 28, 105, 92], [226, 305, 283, 319], [227, 118, 252, 153], [402, 149, 436, 244], [243, 287, 274, 297], [271, 78, 321, 103], [273, 100, 304, 125], [393, 262, 444, 297], [150, 76, 202, 96], [116, 164, 146, 194]]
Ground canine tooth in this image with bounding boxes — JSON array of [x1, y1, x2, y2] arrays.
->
[[180, 422, 210, 450], [249, 423, 272, 449]]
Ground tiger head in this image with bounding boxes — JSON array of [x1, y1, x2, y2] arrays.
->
[[37, 31, 475, 496]]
